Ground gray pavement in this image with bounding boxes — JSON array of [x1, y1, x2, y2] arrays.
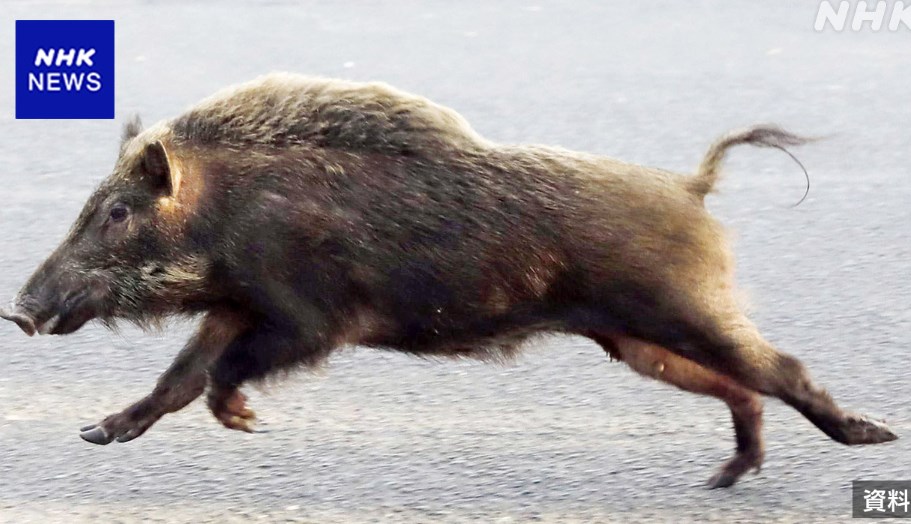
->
[[0, 2, 909, 523]]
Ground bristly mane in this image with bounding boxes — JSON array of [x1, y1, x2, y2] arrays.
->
[[169, 73, 488, 155]]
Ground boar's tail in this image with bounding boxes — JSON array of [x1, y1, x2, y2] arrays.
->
[[689, 124, 814, 203]]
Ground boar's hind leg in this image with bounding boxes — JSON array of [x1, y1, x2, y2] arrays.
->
[[79, 307, 247, 445], [591, 335, 763, 488], [637, 310, 898, 447]]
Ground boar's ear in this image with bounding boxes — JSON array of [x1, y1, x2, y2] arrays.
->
[[140, 141, 182, 198], [121, 115, 143, 149]]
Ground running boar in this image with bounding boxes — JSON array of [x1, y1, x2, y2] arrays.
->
[[0, 73, 897, 488]]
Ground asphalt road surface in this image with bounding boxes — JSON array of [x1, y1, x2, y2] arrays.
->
[[0, 2, 909, 523]]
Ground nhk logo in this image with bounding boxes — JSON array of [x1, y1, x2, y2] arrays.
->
[[29, 48, 102, 92], [815, 1, 911, 31], [16, 20, 115, 119]]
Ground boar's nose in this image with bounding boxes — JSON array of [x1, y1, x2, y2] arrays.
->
[[0, 306, 37, 337]]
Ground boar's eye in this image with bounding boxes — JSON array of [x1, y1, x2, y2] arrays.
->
[[109, 203, 130, 223]]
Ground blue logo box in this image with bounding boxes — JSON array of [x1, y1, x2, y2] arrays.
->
[[16, 20, 115, 119]]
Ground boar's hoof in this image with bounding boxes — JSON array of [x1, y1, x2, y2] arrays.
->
[[208, 388, 256, 433], [838, 415, 899, 445], [706, 449, 764, 489], [79, 408, 162, 445], [79, 425, 115, 445]]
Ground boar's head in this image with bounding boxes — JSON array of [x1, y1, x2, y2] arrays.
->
[[2, 119, 205, 336]]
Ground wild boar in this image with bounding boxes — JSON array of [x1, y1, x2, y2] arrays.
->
[[0, 73, 897, 488]]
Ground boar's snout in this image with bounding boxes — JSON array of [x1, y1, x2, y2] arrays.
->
[[0, 304, 37, 336], [3, 273, 101, 337]]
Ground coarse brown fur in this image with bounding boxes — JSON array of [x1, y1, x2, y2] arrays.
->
[[1, 73, 897, 488]]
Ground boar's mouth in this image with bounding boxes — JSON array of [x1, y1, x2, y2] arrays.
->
[[2, 289, 98, 336], [44, 289, 98, 335]]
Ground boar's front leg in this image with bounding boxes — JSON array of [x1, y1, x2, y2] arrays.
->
[[205, 319, 333, 432], [79, 307, 247, 445]]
